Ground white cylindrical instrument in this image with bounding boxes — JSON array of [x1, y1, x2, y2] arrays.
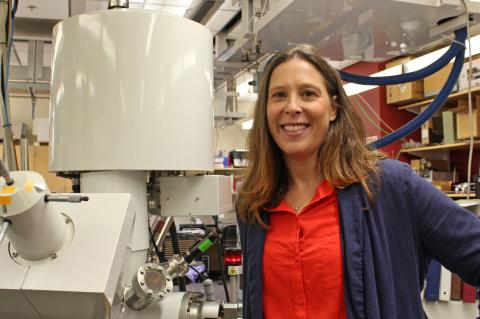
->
[[49, 9, 214, 172]]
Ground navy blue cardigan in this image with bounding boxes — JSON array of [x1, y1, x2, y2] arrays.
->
[[238, 159, 480, 319]]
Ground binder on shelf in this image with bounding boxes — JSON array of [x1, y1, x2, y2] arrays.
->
[[450, 273, 462, 300], [461, 281, 477, 303], [442, 111, 457, 144], [438, 266, 452, 301], [424, 260, 441, 301]]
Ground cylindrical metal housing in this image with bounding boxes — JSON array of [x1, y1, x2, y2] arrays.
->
[[0, 171, 67, 261], [203, 278, 216, 302], [108, 0, 129, 9], [49, 9, 214, 172], [125, 263, 173, 311], [188, 301, 222, 319]]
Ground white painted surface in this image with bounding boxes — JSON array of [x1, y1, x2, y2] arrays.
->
[[0, 193, 135, 319], [49, 9, 214, 171], [16, 0, 69, 20], [424, 300, 479, 319], [159, 175, 233, 216], [80, 171, 149, 251]]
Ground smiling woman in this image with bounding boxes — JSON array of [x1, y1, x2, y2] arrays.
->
[[237, 44, 381, 226], [236, 44, 480, 319], [237, 45, 382, 318]]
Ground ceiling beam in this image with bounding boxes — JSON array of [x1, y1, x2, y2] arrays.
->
[[186, 0, 224, 25]]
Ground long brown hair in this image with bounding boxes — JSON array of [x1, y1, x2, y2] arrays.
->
[[237, 44, 383, 225]]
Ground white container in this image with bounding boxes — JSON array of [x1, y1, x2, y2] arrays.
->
[[49, 9, 214, 172]]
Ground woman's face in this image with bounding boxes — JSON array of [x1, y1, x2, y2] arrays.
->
[[266, 57, 337, 162]]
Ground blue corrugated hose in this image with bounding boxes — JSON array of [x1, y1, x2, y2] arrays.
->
[[337, 28, 466, 149], [339, 28, 466, 85], [372, 43, 465, 149]]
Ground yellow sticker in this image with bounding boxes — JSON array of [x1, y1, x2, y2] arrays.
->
[[24, 181, 34, 193], [0, 196, 11, 205], [2, 186, 15, 193]]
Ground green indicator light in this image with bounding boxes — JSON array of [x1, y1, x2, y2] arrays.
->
[[198, 239, 214, 252]]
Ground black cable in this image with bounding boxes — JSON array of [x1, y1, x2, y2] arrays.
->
[[212, 216, 230, 302], [12, 0, 18, 15], [187, 264, 206, 282], [169, 220, 187, 292]]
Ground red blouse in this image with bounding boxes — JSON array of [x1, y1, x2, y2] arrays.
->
[[263, 180, 347, 319]]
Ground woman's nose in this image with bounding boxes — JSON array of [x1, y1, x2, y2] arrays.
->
[[285, 95, 302, 114]]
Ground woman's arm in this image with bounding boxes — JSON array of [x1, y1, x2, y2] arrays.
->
[[405, 164, 480, 286]]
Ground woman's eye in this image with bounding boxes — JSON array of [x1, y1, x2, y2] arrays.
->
[[302, 90, 316, 98], [272, 92, 286, 99]]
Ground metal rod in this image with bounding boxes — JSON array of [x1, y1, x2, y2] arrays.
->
[[2, 127, 18, 171], [44, 194, 89, 203], [29, 87, 36, 119], [154, 216, 173, 251], [0, 219, 11, 244], [0, 0, 18, 172], [20, 123, 29, 170], [0, 157, 12, 185], [12, 41, 21, 66], [229, 275, 238, 303], [226, 78, 237, 113]]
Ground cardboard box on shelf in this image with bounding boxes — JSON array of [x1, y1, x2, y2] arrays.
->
[[386, 57, 423, 105], [432, 180, 452, 192], [458, 57, 480, 91], [423, 62, 458, 98], [410, 159, 423, 170], [410, 158, 450, 171], [451, 98, 480, 140]]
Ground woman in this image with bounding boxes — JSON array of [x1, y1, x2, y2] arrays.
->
[[237, 44, 480, 319]]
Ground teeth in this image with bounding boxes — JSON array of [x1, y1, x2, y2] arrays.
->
[[283, 124, 308, 132]]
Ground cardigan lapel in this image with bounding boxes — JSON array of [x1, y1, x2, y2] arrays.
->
[[246, 211, 268, 319], [337, 184, 366, 319]]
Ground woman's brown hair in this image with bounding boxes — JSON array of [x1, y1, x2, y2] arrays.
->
[[237, 44, 383, 225]]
